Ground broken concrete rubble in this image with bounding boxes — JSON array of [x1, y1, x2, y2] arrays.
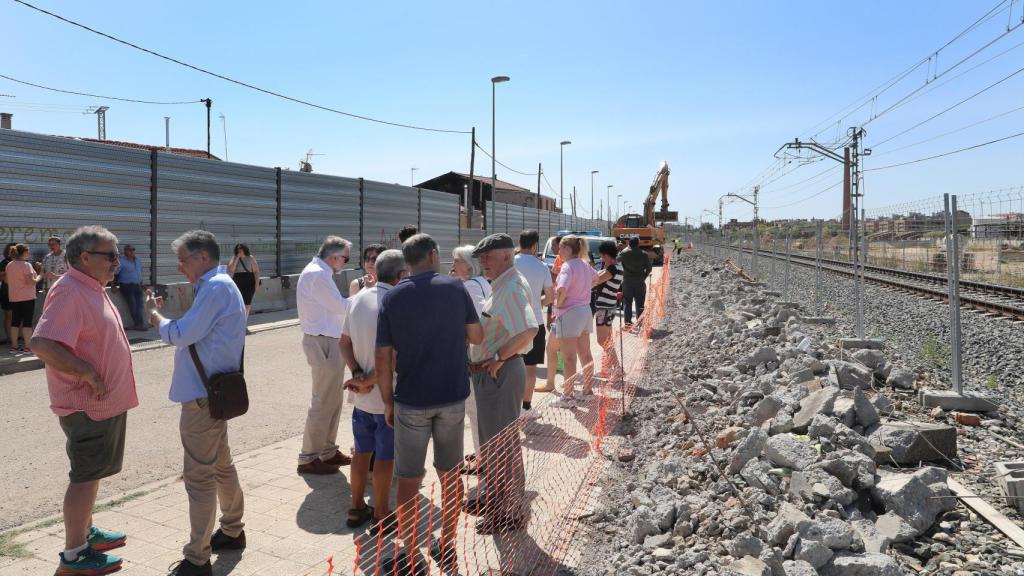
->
[[868, 421, 957, 465], [870, 467, 958, 535], [765, 433, 820, 471]]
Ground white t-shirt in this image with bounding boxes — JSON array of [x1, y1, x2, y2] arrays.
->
[[463, 276, 491, 316], [515, 254, 553, 324], [340, 283, 390, 414]]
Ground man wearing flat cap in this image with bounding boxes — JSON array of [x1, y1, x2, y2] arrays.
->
[[464, 233, 538, 536]]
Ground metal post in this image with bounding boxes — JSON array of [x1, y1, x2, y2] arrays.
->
[[203, 98, 212, 159], [468, 127, 476, 230], [947, 194, 964, 394], [149, 149, 158, 287], [752, 185, 759, 279], [815, 221, 823, 314], [417, 188, 422, 230], [770, 229, 777, 288], [275, 168, 282, 277], [784, 227, 793, 300], [358, 178, 365, 253]]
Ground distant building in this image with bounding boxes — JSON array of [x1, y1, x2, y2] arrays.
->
[[973, 213, 1024, 239], [415, 172, 559, 217]]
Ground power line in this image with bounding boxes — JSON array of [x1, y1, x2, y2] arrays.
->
[[872, 102, 1024, 156], [762, 180, 844, 209], [867, 36, 1024, 125], [0, 73, 201, 105], [871, 63, 1024, 148], [473, 142, 537, 176], [11, 0, 471, 135], [800, 0, 1015, 139], [867, 130, 1024, 171]]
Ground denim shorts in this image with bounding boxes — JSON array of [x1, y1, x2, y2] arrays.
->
[[553, 305, 593, 338], [352, 408, 394, 460], [394, 401, 465, 479]]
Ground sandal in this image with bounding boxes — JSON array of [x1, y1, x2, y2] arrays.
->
[[346, 504, 374, 528]]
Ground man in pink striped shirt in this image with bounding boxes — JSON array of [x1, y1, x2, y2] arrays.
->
[[32, 225, 138, 576]]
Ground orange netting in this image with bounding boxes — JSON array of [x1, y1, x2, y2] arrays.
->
[[307, 257, 672, 576]]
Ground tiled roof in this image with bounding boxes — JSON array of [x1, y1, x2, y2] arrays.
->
[[78, 138, 221, 160]]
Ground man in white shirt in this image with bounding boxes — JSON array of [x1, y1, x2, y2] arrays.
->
[[339, 249, 407, 534], [296, 236, 353, 475], [513, 230, 554, 418]]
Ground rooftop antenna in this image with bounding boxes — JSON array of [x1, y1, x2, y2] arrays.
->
[[300, 148, 324, 173]]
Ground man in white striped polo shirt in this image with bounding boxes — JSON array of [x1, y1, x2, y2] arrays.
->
[[465, 233, 538, 537]]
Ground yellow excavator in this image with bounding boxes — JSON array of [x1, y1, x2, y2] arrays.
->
[[613, 161, 677, 264]]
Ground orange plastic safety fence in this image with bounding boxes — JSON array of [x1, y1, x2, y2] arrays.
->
[[307, 259, 672, 576]]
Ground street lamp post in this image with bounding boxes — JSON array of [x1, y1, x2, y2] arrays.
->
[[490, 76, 510, 230], [410, 166, 417, 187], [606, 184, 613, 223], [590, 170, 599, 219], [616, 194, 622, 221], [560, 140, 571, 212]]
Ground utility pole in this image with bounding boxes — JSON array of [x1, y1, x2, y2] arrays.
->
[[536, 163, 542, 210], [219, 113, 228, 160], [164, 116, 170, 150], [590, 170, 599, 219], [89, 106, 109, 140], [752, 185, 760, 277], [469, 127, 476, 229], [201, 98, 212, 159], [775, 127, 870, 336], [572, 186, 577, 217]]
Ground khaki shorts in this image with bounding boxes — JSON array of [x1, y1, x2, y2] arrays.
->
[[394, 401, 465, 479], [59, 411, 127, 483]]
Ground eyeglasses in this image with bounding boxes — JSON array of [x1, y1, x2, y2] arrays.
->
[[85, 250, 120, 262]]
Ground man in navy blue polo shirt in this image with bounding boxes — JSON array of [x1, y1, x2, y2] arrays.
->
[[375, 233, 482, 571]]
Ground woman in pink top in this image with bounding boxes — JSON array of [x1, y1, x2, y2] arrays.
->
[[7, 244, 41, 353], [552, 236, 597, 405]]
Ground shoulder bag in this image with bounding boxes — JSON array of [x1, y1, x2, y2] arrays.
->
[[188, 345, 249, 420]]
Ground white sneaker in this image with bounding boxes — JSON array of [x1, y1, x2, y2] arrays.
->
[[521, 407, 542, 420]]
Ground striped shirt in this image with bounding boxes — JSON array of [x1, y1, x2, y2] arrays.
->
[[594, 263, 622, 309], [34, 267, 139, 420], [469, 266, 539, 363]]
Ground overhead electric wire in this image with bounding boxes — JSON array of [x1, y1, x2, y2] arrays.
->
[[867, 36, 1024, 125], [762, 180, 844, 210], [867, 130, 1024, 171], [800, 0, 1014, 139], [11, 0, 471, 134], [872, 102, 1024, 156], [760, 164, 842, 197], [473, 143, 537, 176], [871, 63, 1024, 148], [0, 73, 201, 105]]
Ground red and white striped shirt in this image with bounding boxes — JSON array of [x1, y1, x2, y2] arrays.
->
[[34, 267, 139, 420]]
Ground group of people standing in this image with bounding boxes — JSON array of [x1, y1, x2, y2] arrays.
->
[[33, 220, 649, 576], [32, 226, 249, 576]]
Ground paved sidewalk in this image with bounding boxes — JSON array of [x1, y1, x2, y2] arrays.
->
[[0, 330, 635, 576]]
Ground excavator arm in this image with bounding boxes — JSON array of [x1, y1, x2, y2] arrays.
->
[[647, 161, 676, 223]]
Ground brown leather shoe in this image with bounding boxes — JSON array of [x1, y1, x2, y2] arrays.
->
[[323, 450, 352, 466], [297, 459, 340, 475]]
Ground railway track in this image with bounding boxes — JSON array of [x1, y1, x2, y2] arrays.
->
[[718, 245, 1024, 321]]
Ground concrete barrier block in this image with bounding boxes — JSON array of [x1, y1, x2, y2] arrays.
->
[[995, 462, 1024, 513]]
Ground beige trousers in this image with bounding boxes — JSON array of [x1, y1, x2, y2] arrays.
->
[[180, 398, 244, 565], [299, 334, 345, 464]]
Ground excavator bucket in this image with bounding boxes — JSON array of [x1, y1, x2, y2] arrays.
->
[[654, 210, 678, 222]]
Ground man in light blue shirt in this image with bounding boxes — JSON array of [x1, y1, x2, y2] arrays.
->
[[146, 230, 246, 576], [113, 245, 145, 331]]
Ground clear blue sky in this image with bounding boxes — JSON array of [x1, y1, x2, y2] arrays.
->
[[3, 1, 1022, 226]]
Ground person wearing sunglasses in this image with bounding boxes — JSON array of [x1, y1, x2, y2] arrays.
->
[[349, 243, 385, 297], [31, 226, 138, 576], [295, 236, 354, 475]]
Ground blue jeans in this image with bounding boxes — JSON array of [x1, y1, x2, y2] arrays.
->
[[120, 283, 144, 327]]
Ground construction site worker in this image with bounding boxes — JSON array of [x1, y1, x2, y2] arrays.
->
[[674, 237, 682, 256]]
